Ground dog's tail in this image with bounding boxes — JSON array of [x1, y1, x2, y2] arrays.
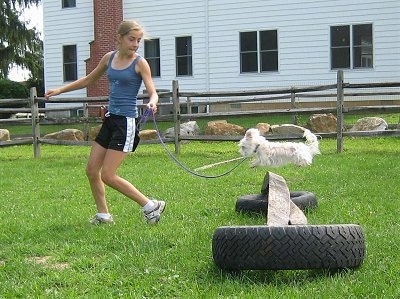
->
[[303, 129, 321, 156]]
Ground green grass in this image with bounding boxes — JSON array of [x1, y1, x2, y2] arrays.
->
[[0, 137, 399, 298]]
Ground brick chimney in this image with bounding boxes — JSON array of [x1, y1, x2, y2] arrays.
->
[[86, 0, 123, 101]]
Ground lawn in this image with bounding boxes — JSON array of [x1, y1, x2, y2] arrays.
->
[[0, 136, 399, 298]]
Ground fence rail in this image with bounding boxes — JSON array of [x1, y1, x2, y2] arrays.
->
[[0, 71, 399, 157]]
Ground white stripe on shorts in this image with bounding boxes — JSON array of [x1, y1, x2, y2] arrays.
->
[[123, 117, 136, 152]]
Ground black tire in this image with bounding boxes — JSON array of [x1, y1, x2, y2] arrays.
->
[[212, 224, 366, 270], [235, 191, 317, 215]]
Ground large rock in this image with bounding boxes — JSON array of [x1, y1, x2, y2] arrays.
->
[[307, 113, 337, 133], [349, 117, 388, 132], [43, 129, 84, 141], [0, 129, 10, 141], [89, 125, 102, 141], [270, 124, 306, 135], [164, 121, 200, 138], [205, 120, 245, 136], [139, 129, 157, 140], [255, 123, 271, 135]]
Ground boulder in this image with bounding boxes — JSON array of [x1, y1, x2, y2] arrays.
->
[[88, 125, 102, 141], [164, 121, 200, 138], [255, 123, 271, 135], [307, 113, 337, 133], [139, 129, 157, 140], [0, 129, 10, 141], [349, 117, 388, 132], [205, 120, 245, 136], [270, 124, 306, 135], [43, 129, 84, 141]]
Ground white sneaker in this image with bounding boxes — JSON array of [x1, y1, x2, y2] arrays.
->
[[144, 199, 166, 224], [89, 215, 114, 225]]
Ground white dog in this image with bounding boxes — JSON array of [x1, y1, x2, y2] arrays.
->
[[239, 128, 320, 167]]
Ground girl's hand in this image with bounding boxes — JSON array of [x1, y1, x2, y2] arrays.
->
[[44, 88, 62, 100], [147, 102, 158, 114]]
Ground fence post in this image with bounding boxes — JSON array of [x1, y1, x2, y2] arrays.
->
[[336, 70, 344, 153], [30, 87, 40, 158], [172, 80, 181, 154], [290, 89, 297, 124], [83, 103, 89, 141], [187, 96, 192, 119]]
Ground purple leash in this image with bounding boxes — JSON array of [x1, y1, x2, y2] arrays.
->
[[138, 108, 247, 179], [137, 108, 153, 127]]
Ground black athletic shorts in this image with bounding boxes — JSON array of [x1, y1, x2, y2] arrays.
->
[[95, 113, 140, 152]]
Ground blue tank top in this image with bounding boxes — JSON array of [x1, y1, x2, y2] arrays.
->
[[107, 52, 142, 118]]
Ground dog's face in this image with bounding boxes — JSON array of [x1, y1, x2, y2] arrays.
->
[[239, 128, 264, 157]]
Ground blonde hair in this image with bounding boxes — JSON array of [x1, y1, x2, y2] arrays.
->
[[117, 20, 146, 38]]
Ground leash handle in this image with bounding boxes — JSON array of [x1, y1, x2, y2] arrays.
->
[[138, 108, 154, 126]]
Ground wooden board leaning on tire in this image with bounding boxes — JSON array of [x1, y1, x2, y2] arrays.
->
[[212, 224, 365, 271], [235, 191, 318, 215]]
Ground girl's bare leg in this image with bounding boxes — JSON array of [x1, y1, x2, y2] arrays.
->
[[100, 149, 149, 207], [85, 142, 108, 213]]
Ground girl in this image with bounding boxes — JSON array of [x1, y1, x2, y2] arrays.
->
[[45, 20, 165, 225]]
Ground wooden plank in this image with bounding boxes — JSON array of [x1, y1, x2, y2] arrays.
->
[[0, 118, 32, 125], [179, 84, 338, 97], [267, 172, 291, 226], [39, 139, 93, 146], [344, 105, 400, 113], [179, 107, 337, 121], [172, 80, 181, 155], [2, 75, 400, 156], [337, 70, 344, 153], [0, 108, 32, 113], [36, 96, 109, 103], [0, 138, 33, 147], [347, 82, 400, 88], [31, 87, 40, 158], [343, 130, 400, 137], [0, 99, 29, 106]]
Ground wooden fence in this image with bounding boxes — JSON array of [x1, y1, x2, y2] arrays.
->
[[0, 71, 399, 158]]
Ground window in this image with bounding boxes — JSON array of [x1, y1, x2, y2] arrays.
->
[[331, 24, 373, 69], [330, 26, 350, 69], [353, 24, 373, 68], [144, 39, 161, 77], [240, 31, 258, 72], [175, 36, 192, 76], [62, 0, 76, 8], [240, 30, 278, 73], [260, 30, 278, 72], [63, 45, 77, 82]]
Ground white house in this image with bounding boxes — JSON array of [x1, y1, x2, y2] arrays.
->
[[43, 0, 400, 107]]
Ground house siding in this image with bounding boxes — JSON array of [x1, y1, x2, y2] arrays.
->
[[43, 0, 400, 96], [43, 0, 94, 98], [203, 0, 400, 89], [125, 0, 209, 91]]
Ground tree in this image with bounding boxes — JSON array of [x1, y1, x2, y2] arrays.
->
[[0, 0, 43, 81]]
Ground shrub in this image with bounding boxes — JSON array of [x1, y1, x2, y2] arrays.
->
[[0, 79, 29, 118], [0, 79, 29, 99]]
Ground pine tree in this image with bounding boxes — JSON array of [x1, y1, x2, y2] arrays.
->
[[0, 0, 43, 81]]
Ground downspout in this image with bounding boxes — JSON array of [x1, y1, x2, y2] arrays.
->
[[205, 0, 210, 112], [205, 0, 210, 92]]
